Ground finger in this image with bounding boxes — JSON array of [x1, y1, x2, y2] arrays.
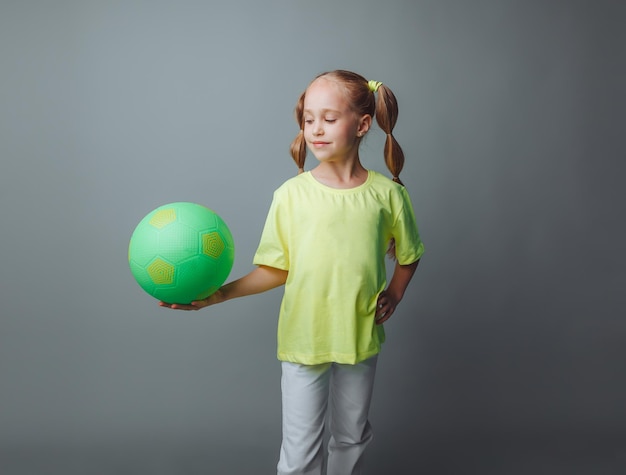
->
[[164, 303, 199, 311], [376, 307, 394, 325], [176, 304, 200, 310], [375, 305, 385, 320], [375, 312, 387, 324], [375, 306, 383, 320]]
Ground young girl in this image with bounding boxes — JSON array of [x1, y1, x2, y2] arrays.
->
[[160, 70, 424, 475]]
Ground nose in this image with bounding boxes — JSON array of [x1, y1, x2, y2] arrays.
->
[[312, 120, 324, 136]]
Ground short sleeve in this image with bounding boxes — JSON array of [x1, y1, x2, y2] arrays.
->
[[392, 188, 425, 265], [253, 190, 290, 270]]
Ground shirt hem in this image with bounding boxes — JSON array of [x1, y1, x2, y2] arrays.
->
[[277, 348, 381, 366]]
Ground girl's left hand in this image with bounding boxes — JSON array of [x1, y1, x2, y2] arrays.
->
[[375, 290, 398, 325]]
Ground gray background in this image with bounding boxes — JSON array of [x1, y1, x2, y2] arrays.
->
[[1, 1, 624, 474]]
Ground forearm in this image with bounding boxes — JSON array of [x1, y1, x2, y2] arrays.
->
[[220, 265, 288, 301], [386, 259, 419, 301], [374, 259, 419, 324], [159, 265, 287, 310]]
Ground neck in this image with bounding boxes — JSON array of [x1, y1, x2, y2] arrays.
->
[[311, 159, 368, 189]]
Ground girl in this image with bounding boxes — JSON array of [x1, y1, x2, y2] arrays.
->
[[160, 70, 424, 475]]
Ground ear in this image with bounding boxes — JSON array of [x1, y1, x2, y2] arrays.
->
[[356, 114, 372, 137]]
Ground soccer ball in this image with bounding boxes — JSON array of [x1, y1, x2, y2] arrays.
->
[[128, 202, 235, 304]]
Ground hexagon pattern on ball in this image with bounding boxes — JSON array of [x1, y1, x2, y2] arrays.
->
[[128, 202, 235, 304]]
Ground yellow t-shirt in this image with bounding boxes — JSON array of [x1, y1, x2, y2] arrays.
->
[[253, 170, 424, 365]]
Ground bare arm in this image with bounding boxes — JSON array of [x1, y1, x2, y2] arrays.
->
[[159, 265, 288, 311], [375, 259, 420, 324]]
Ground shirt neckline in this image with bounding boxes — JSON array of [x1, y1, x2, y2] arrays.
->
[[304, 170, 374, 193]]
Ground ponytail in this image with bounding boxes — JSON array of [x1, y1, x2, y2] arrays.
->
[[289, 91, 307, 174], [368, 79, 405, 259], [373, 83, 405, 186]]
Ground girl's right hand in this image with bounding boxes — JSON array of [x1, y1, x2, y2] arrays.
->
[[158, 289, 225, 311], [158, 266, 287, 312]]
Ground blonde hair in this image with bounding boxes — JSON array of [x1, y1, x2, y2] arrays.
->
[[290, 70, 405, 185]]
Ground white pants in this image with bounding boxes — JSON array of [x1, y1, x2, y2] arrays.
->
[[277, 356, 378, 475]]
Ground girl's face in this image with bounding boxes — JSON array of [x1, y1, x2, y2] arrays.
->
[[302, 78, 371, 164]]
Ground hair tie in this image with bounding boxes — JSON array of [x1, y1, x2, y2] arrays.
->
[[368, 80, 382, 93], [298, 167, 305, 174]]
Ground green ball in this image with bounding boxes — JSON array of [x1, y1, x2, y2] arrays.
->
[[128, 202, 235, 304]]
